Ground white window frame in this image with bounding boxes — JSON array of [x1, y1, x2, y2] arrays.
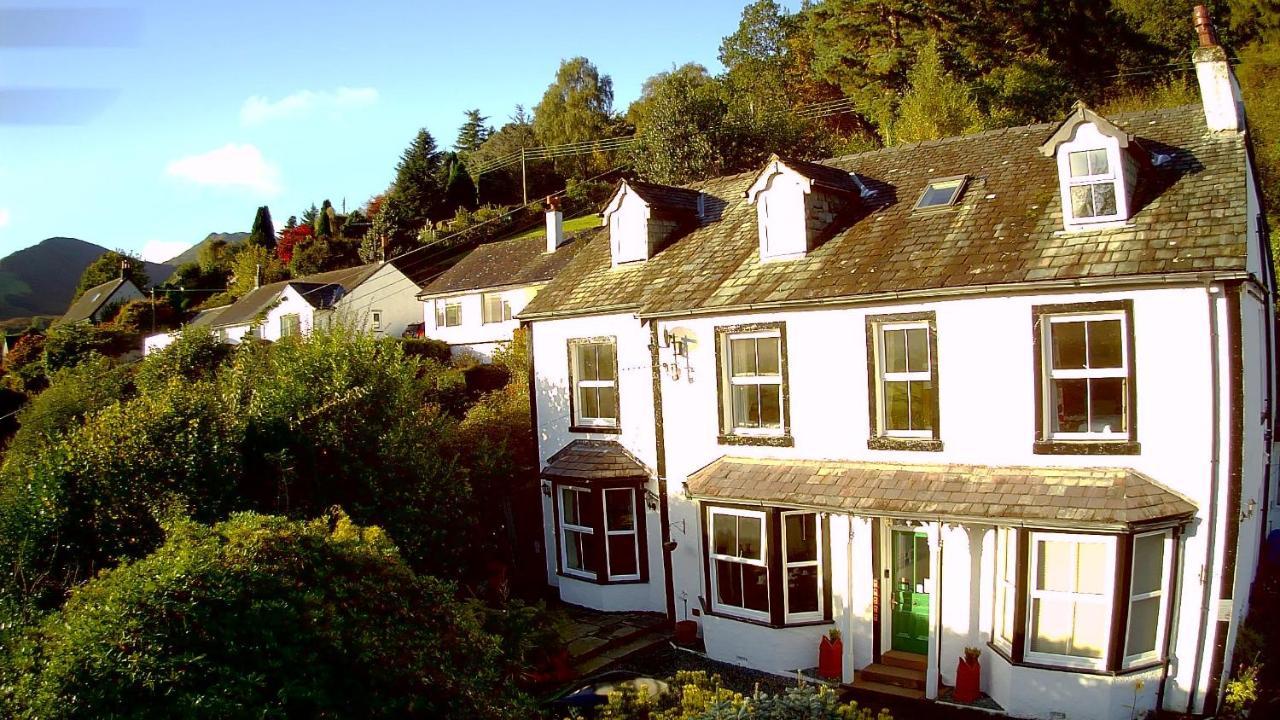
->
[[570, 339, 619, 428], [1043, 312, 1129, 441], [558, 485, 594, 580], [1123, 530, 1173, 667], [482, 293, 512, 324], [434, 300, 462, 328], [781, 510, 823, 624], [1055, 126, 1129, 229], [1025, 531, 1116, 670], [723, 329, 784, 436], [603, 487, 641, 582], [279, 313, 300, 338], [708, 506, 770, 622], [370, 309, 382, 332], [993, 526, 1017, 653], [875, 320, 933, 438]]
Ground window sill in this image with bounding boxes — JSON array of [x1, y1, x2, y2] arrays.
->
[[570, 425, 622, 435], [718, 433, 794, 448], [556, 570, 649, 586], [1033, 440, 1140, 456], [868, 436, 943, 452], [986, 641, 1165, 677], [703, 607, 832, 630]]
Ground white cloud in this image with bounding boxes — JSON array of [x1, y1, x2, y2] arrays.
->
[[140, 240, 190, 263], [240, 87, 378, 126], [165, 143, 281, 195], [0, 208, 9, 228]]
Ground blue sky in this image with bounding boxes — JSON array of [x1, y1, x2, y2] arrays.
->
[[0, 0, 788, 262]]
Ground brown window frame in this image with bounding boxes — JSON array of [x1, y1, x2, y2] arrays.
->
[[699, 502, 833, 628], [550, 478, 649, 585], [865, 311, 942, 451], [987, 525, 1179, 675], [567, 336, 621, 433], [714, 322, 793, 447], [1032, 299, 1140, 455]]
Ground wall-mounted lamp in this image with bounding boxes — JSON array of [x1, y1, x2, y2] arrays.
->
[[658, 328, 694, 382], [644, 488, 660, 511], [541, 480, 552, 498], [1242, 498, 1258, 521]]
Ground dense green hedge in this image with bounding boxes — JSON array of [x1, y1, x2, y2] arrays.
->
[[2, 511, 525, 719]]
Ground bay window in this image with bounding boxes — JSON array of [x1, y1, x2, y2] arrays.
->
[[569, 338, 619, 429], [991, 526, 1176, 672], [867, 312, 941, 450], [716, 323, 790, 445], [1033, 300, 1138, 454], [705, 505, 828, 626], [553, 481, 647, 584], [1027, 532, 1114, 669]]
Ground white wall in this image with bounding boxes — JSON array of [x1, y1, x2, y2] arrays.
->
[[143, 331, 176, 355], [330, 263, 422, 338], [259, 286, 315, 342], [425, 284, 541, 361], [532, 312, 664, 613]]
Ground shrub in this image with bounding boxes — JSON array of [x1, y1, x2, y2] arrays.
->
[[109, 297, 182, 334], [42, 323, 140, 373], [5, 355, 133, 457], [401, 336, 452, 363], [0, 378, 241, 608], [135, 326, 228, 393], [587, 671, 890, 720], [3, 511, 527, 719]]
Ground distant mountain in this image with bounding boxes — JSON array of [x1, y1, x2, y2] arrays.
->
[[0, 237, 175, 322], [163, 231, 249, 267]]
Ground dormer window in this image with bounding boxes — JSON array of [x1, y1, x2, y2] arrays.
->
[[1040, 103, 1138, 231], [913, 176, 967, 211], [600, 180, 701, 267], [745, 154, 860, 262], [1066, 149, 1118, 220]]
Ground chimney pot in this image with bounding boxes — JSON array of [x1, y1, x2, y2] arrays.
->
[[1193, 5, 1218, 48]]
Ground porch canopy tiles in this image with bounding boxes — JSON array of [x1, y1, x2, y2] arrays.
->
[[686, 457, 1196, 531], [541, 439, 651, 481]]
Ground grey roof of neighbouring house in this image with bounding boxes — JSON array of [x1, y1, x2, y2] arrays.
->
[[687, 456, 1197, 530], [418, 230, 589, 298], [521, 104, 1250, 321], [188, 304, 231, 328], [211, 263, 382, 329], [56, 277, 138, 326]]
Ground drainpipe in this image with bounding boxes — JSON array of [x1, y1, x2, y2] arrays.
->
[[1187, 282, 1223, 713], [649, 322, 677, 624]]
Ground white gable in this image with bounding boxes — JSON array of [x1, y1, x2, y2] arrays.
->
[[604, 184, 652, 266]]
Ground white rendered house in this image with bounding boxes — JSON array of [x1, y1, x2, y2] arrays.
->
[[56, 277, 143, 326], [143, 261, 420, 352], [520, 26, 1276, 720], [417, 201, 588, 361]]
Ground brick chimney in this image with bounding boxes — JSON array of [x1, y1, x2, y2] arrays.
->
[[545, 195, 566, 253], [1192, 4, 1243, 132]]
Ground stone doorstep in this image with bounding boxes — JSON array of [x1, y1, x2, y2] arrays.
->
[[567, 616, 669, 666], [859, 662, 926, 690], [573, 633, 671, 678]]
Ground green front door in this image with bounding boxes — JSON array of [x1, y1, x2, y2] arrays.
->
[[890, 529, 931, 655]]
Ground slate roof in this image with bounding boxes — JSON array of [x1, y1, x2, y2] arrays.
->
[[57, 278, 137, 325], [212, 263, 382, 328], [418, 231, 589, 298], [687, 456, 1197, 530], [541, 439, 651, 481], [521, 104, 1249, 320], [625, 180, 704, 214], [188, 304, 231, 328]]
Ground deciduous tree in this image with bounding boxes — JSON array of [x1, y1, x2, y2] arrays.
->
[[73, 251, 148, 298]]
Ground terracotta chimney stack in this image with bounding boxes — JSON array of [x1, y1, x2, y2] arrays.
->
[[1193, 5, 1218, 48], [1191, 4, 1243, 132]]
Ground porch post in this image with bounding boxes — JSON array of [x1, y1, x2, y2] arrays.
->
[[925, 521, 942, 700]]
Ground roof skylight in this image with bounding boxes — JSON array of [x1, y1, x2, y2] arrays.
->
[[914, 176, 967, 211]]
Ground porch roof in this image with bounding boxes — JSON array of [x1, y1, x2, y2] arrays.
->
[[686, 457, 1196, 531], [541, 440, 651, 481]]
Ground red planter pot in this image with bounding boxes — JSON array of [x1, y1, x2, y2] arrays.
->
[[674, 620, 698, 646], [818, 636, 843, 680], [955, 658, 981, 702]]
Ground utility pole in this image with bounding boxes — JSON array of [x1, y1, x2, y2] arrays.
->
[[150, 288, 156, 334], [521, 147, 528, 205]]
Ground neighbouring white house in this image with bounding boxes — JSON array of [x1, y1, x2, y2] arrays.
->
[[55, 276, 143, 326], [417, 198, 588, 361], [519, 16, 1277, 720], [143, 261, 421, 353]]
